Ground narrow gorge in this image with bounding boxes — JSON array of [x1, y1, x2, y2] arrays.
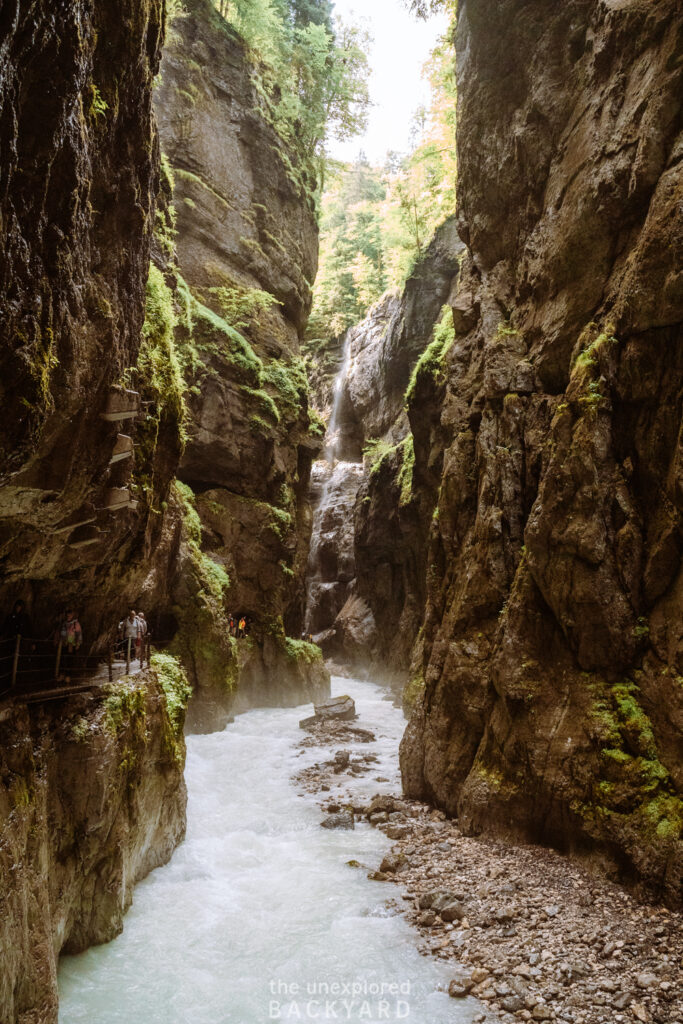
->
[[0, 0, 681, 1022]]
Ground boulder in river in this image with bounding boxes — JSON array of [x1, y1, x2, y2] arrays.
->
[[320, 810, 354, 830], [299, 694, 356, 728]]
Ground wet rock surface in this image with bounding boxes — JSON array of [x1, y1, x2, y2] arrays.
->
[[154, 0, 330, 717], [298, 693, 683, 1024], [0, 673, 187, 1024], [398, 0, 683, 896]]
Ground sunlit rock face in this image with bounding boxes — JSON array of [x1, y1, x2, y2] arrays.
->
[[401, 0, 683, 902]]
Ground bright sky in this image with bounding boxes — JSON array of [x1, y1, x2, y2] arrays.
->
[[328, 0, 449, 165]]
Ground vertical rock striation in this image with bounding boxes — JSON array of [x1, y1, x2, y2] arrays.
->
[[154, 0, 329, 723], [401, 0, 683, 901], [0, 0, 185, 646]]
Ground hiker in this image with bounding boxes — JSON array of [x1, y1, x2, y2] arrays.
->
[[3, 599, 32, 640], [119, 608, 141, 663], [238, 616, 246, 639], [136, 611, 148, 661], [228, 614, 236, 638], [58, 609, 82, 682]]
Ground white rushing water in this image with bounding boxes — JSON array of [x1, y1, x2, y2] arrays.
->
[[59, 676, 479, 1024]]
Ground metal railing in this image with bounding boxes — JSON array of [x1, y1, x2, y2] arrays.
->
[[0, 634, 153, 702]]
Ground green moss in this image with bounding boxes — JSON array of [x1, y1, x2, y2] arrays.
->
[[172, 484, 238, 697], [174, 480, 202, 544], [151, 652, 192, 737], [403, 670, 424, 713], [364, 437, 398, 474], [70, 716, 90, 743], [123, 264, 187, 500], [309, 409, 326, 438], [190, 297, 263, 387], [260, 358, 309, 422], [199, 551, 231, 602], [208, 282, 280, 329], [103, 682, 147, 737], [582, 674, 682, 841], [405, 304, 454, 406], [241, 386, 280, 424], [398, 435, 415, 507], [284, 637, 323, 664], [88, 83, 108, 120], [174, 167, 234, 212]]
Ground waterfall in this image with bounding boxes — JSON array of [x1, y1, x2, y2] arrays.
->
[[304, 333, 364, 638]]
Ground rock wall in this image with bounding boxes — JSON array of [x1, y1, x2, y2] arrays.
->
[[0, 673, 187, 1024], [311, 220, 463, 673], [0, 0, 183, 648], [401, 0, 683, 902], [154, 0, 329, 721]]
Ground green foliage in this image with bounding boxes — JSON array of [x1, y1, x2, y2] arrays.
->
[[89, 83, 108, 120], [284, 636, 323, 663], [139, 266, 186, 427], [398, 435, 415, 506], [213, 0, 370, 184], [363, 436, 397, 473], [405, 305, 453, 405], [260, 357, 308, 419], [175, 481, 231, 603], [70, 716, 90, 743], [175, 480, 202, 544], [208, 282, 280, 329], [103, 682, 147, 737], [190, 296, 263, 386], [151, 652, 192, 736], [307, 22, 456, 341]]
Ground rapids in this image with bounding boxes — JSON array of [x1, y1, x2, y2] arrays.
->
[[58, 676, 479, 1024]]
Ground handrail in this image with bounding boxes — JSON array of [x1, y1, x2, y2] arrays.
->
[[0, 634, 155, 701]]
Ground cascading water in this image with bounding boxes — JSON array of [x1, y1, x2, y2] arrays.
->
[[305, 333, 364, 637]]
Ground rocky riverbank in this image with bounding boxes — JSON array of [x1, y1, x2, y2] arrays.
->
[[296, 688, 683, 1024]]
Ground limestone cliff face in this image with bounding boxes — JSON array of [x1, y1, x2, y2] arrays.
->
[[154, 0, 329, 721], [0, 674, 187, 1024], [0, 0, 183, 647], [311, 221, 463, 673], [336, 219, 463, 459], [401, 0, 683, 901]]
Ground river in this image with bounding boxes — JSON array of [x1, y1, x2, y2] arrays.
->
[[58, 676, 480, 1024]]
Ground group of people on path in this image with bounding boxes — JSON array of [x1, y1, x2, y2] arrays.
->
[[1, 600, 83, 686], [118, 608, 148, 663], [228, 614, 250, 639]]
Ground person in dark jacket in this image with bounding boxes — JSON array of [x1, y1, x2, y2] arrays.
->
[[3, 600, 32, 639]]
